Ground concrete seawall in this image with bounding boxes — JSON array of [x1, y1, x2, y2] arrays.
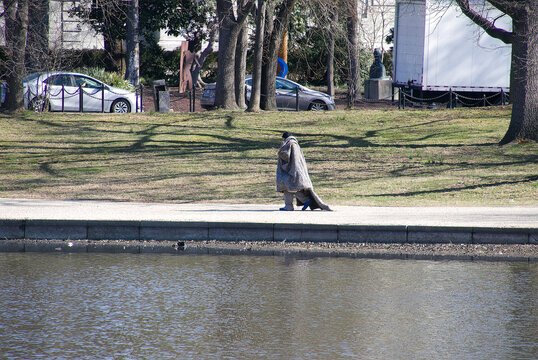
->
[[1, 199, 536, 260], [1, 219, 536, 245]]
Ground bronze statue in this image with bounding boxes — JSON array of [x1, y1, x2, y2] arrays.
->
[[369, 48, 387, 79]]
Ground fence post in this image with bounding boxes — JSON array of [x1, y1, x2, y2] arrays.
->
[[135, 86, 139, 113], [296, 86, 299, 111], [483, 94, 486, 107], [188, 89, 192, 112], [500, 89, 505, 106], [62, 85, 65, 112], [403, 90, 406, 109], [449, 88, 453, 109], [193, 84, 196, 112], [43, 85, 48, 112], [101, 83, 105, 113], [79, 85, 83, 112]]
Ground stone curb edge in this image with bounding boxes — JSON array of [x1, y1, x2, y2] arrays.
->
[[0, 219, 536, 245]]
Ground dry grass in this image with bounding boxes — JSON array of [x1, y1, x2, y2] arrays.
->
[[0, 107, 536, 206]]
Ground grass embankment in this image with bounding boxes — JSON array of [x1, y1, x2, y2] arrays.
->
[[0, 107, 536, 206]]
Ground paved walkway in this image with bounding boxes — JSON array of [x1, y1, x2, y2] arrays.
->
[[0, 198, 536, 244], [1, 198, 537, 227]]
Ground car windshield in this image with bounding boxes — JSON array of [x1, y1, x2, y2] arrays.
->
[[44, 75, 73, 87], [74, 76, 102, 89], [276, 78, 298, 90]]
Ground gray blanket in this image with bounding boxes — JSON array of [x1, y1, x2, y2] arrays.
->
[[276, 136, 332, 211], [276, 136, 312, 192]]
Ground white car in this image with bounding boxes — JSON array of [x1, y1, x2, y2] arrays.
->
[[23, 72, 142, 113]]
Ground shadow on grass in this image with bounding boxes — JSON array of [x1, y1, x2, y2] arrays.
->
[[365, 175, 538, 198], [2, 111, 534, 203], [3, 112, 503, 158], [3, 113, 279, 157]]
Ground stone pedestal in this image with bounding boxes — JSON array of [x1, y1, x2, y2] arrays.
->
[[152, 80, 171, 112], [158, 91, 171, 112], [365, 79, 393, 100]]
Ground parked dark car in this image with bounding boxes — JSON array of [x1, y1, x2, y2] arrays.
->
[[201, 76, 335, 111]]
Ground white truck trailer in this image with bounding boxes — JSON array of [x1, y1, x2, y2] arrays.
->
[[393, 0, 511, 97]]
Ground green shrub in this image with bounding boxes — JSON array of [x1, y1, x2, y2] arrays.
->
[[140, 39, 181, 86], [71, 67, 134, 90], [101, 71, 135, 91]]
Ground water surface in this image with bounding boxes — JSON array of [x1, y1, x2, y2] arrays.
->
[[1, 253, 536, 359]]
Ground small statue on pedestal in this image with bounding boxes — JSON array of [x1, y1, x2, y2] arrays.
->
[[365, 48, 392, 100], [369, 48, 388, 80]]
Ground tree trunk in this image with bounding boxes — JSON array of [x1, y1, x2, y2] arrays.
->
[[247, 0, 267, 112], [26, 0, 49, 73], [4, 0, 30, 112], [260, 1, 276, 110], [326, 7, 337, 97], [260, 34, 280, 110], [346, 0, 361, 108], [216, 17, 241, 109], [104, 36, 126, 73], [455, 0, 537, 144], [261, 0, 297, 110], [499, 2, 538, 144], [215, 0, 253, 109], [126, 0, 140, 86], [235, 23, 249, 108]]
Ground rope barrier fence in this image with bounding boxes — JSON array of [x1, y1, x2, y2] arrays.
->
[[397, 87, 509, 110], [24, 84, 143, 113]]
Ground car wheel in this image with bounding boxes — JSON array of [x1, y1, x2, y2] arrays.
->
[[29, 97, 49, 112], [308, 100, 328, 111], [111, 99, 131, 113]]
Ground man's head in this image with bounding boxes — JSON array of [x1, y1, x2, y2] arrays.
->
[[282, 131, 291, 140]]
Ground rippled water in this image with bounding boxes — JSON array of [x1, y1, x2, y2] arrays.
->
[[0, 253, 536, 359]]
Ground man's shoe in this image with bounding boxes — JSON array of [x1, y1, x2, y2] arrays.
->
[[279, 206, 294, 211], [301, 200, 312, 211]]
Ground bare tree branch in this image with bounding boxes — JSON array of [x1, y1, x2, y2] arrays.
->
[[454, 0, 513, 43]]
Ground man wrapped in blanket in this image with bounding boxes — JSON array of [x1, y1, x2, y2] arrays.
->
[[276, 132, 332, 211]]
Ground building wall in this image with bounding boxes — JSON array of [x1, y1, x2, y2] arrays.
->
[[0, 0, 104, 50], [48, 0, 104, 50]]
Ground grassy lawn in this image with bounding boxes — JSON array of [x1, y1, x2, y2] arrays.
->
[[0, 107, 536, 206]]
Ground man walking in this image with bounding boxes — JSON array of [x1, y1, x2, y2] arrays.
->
[[276, 132, 332, 211]]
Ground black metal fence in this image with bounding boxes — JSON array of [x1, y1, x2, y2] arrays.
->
[[25, 84, 143, 113], [187, 86, 196, 112], [397, 87, 509, 109]]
